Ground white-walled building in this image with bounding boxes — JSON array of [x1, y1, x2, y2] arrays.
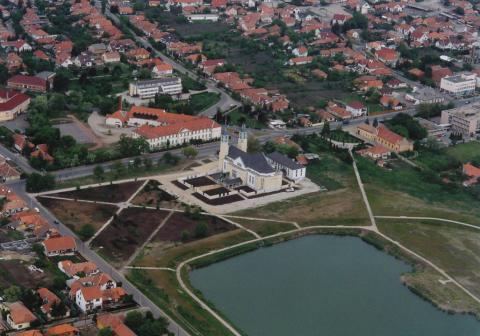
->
[[440, 103, 480, 137], [265, 151, 306, 181], [129, 77, 182, 99], [440, 73, 476, 96]]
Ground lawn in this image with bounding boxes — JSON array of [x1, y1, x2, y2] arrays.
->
[[50, 181, 144, 203], [91, 208, 171, 267], [189, 92, 220, 113], [306, 154, 350, 191], [445, 141, 480, 162], [377, 218, 480, 315], [37, 197, 118, 240], [229, 218, 296, 237]]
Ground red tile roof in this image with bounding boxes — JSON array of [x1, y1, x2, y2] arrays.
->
[[43, 236, 76, 253], [135, 117, 220, 139], [0, 89, 30, 112]]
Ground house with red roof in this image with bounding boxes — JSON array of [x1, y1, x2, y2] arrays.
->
[[345, 101, 367, 117], [357, 144, 391, 160], [0, 89, 30, 121], [357, 123, 413, 152], [375, 48, 399, 66], [97, 313, 136, 336], [289, 56, 313, 66], [38, 288, 70, 319], [45, 323, 78, 336], [462, 163, 480, 186], [42, 236, 77, 257], [5, 301, 37, 330], [7, 74, 48, 93]]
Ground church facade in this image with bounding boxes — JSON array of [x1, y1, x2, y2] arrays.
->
[[218, 128, 305, 193]]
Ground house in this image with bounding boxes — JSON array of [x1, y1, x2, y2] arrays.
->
[[463, 162, 480, 186], [152, 60, 173, 77], [31, 144, 54, 164], [74, 285, 126, 313], [292, 46, 308, 57], [380, 95, 402, 110], [58, 260, 99, 278], [45, 324, 78, 336], [38, 287, 69, 319], [7, 74, 48, 93], [6, 52, 23, 72], [42, 236, 77, 257], [96, 313, 136, 336], [102, 51, 121, 63], [430, 65, 453, 86], [345, 101, 367, 117], [0, 89, 30, 121], [5, 301, 37, 330], [16, 330, 44, 336], [288, 56, 313, 66], [356, 123, 414, 152], [357, 144, 391, 160], [375, 48, 399, 66]]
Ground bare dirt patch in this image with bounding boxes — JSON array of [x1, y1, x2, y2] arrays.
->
[[49, 181, 144, 203], [38, 197, 118, 234], [154, 212, 234, 243], [0, 259, 55, 289], [131, 180, 179, 208], [91, 208, 171, 267]]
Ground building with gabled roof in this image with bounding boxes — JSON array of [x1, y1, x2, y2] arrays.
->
[[5, 301, 37, 330], [356, 123, 413, 152]]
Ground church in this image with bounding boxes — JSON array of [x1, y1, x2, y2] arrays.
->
[[217, 127, 306, 193]]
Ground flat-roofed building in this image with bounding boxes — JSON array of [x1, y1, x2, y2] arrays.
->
[[441, 103, 480, 137], [440, 73, 476, 96], [129, 77, 182, 99]]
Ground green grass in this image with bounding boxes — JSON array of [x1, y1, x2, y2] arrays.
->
[[445, 141, 480, 162], [230, 218, 296, 237], [306, 159, 344, 191], [189, 92, 220, 112], [377, 218, 480, 310], [357, 156, 479, 210], [226, 109, 266, 129]]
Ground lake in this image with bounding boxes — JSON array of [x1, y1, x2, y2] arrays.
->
[[189, 235, 480, 336]]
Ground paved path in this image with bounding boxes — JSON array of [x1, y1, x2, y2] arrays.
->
[[350, 149, 377, 229], [125, 266, 175, 272]]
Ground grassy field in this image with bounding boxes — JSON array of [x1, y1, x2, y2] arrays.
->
[[445, 141, 480, 162], [229, 218, 296, 237], [358, 156, 480, 216], [377, 218, 480, 313], [189, 92, 220, 113], [233, 153, 370, 227]]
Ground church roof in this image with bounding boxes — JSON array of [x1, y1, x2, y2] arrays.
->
[[267, 151, 304, 170], [227, 146, 275, 174]]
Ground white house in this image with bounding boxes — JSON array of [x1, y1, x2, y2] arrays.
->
[[75, 287, 103, 313], [4, 302, 37, 330], [346, 101, 367, 117]]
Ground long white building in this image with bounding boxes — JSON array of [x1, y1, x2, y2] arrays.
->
[[440, 73, 476, 96], [129, 77, 182, 99]]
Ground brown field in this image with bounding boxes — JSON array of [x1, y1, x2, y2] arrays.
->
[[49, 181, 144, 203], [131, 181, 179, 208], [91, 208, 171, 267], [154, 212, 234, 243], [0, 260, 55, 289], [38, 197, 118, 234]]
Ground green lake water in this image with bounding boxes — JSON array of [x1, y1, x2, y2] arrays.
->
[[189, 235, 480, 336]]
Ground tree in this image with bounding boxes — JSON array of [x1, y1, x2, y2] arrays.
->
[[194, 222, 208, 238], [26, 173, 55, 192], [247, 136, 262, 153], [373, 118, 379, 127], [93, 165, 105, 181], [98, 328, 114, 336], [3, 286, 22, 301], [118, 135, 149, 156], [161, 152, 180, 165], [182, 146, 198, 159], [51, 301, 68, 318], [78, 224, 95, 240], [321, 121, 331, 136], [111, 161, 126, 178]]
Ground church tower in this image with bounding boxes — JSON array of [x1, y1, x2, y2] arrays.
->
[[237, 124, 248, 152], [218, 128, 229, 171]]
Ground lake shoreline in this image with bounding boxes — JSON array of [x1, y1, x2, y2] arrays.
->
[[184, 227, 480, 336]]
